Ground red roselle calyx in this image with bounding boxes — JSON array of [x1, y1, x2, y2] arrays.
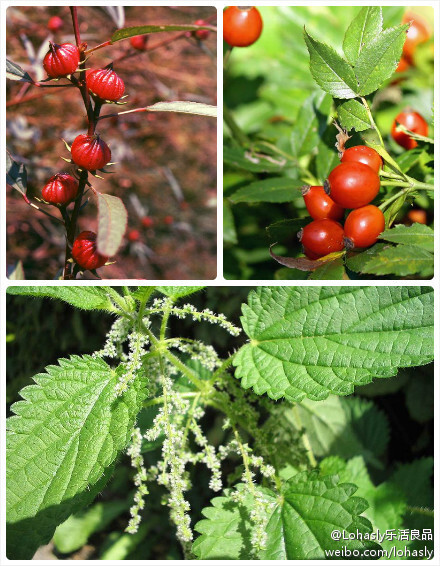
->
[[41, 173, 78, 205], [71, 134, 111, 171], [87, 65, 125, 102], [71, 231, 109, 270], [43, 42, 80, 78]]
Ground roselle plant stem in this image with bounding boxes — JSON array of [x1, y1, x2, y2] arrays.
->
[[63, 169, 88, 279]]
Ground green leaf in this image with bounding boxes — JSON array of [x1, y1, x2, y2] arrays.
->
[[53, 500, 129, 554], [156, 286, 205, 300], [193, 473, 378, 560], [96, 193, 128, 257], [308, 258, 346, 280], [345, 243, 388, 273], [234, 287, 433, 402], [291, 91, 332, 157], [296, 396, 389, 468], [315, 126, 341, 180], [362, 245, 433, 278], [111, 24, 212, 43], [145, 101, 216, 118], [7, 355, 148, 559], [266, 218, 308, 242], [224, 145, 286, 173], [390, 458, 433, 509], [380, 223, 434, 252], [336, 99, 371, 132], [230, 177, 302, 204], [6, 59, 34, 82], [223, 199, 238, 245], [131, 287, 156, 303], [354, 25, 408, 96], [6, 151, 28, 197], [303, 29, 358, 99], [343, 7, 383, 65], [99, 522, 150, 560], [6, 286, 116, 312]]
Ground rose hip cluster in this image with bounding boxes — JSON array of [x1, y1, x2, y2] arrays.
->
[[41, 42, 127, 271], [299, 145, 385, 260]]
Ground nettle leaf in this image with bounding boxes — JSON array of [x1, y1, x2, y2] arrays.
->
[[96, 193, 128, 257], [230, 177, 302, 204], [224, 145, 286, 173], [6, 355, 148, 559], [354, 25, 408, 96], [380, 223, 434, 252], [303, 29, 358, 99], [6, 58, 34, 82], [343, 7, 383, 65], [156, 286, 205, 300], [6, 151, 28, 196], [234, 287, 433, 402], [6, 286, 115, 312], [362, 245, 433, 278], [291, 91, 332, 158], [336, 99, 371, 132], [145, 101, 216, 118], [390, 458, 433, 509], [193, 473, 378, 560], [296, 396, 389, 468]]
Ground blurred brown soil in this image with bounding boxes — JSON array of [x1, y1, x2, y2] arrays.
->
[[6, 5, 217, 280]]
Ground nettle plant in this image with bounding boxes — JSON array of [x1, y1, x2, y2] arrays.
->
[[6, 286, 434, 560], [223, 7, 433, 280], [6, 7, 216, 280]]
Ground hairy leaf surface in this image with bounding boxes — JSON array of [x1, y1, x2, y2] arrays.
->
[[234, 287, 433, 402], [7, 355, 148, 558], [6, 286, 115, 311]]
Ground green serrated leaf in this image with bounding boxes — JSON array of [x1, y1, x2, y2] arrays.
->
[[7, 355, 148, 559], [390, 458, 433, 509], [96, 193, 128, 257], [223, 199, 238, 245], [224, 145, 286, 173], [362, 245, 433, 278], [234, 287, 433, 402], [296, 396, 389, 467], [291, 91, 332, 157], [380, 223, 433, 252], [345, 243, 388, 273], [194, 473, 378, 560], [156, 286, 205, 300], [354, 25, 408, 96], [6, 286, 116, 312], [308, 258, 346, 280], [336, 99, 371, 132], [343, 7, 383, 65], [304, 29, 358, 99], [230, 177, 302, 204]]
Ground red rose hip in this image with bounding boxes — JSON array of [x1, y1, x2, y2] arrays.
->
[[341, 145, 383, 174], [43, 42, 80, 78], [344, 205, 385, 248], [41, 173, 78, 205], [298, 219, 345, 260], [71, 134, 111, 170], [302, 185, 344, 221], [391, 110, 429, 150], [87, 66, 125, 102], [223, 6, 263, 47], [71, 231, 109, 270], [325, 162, 380, 209]]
